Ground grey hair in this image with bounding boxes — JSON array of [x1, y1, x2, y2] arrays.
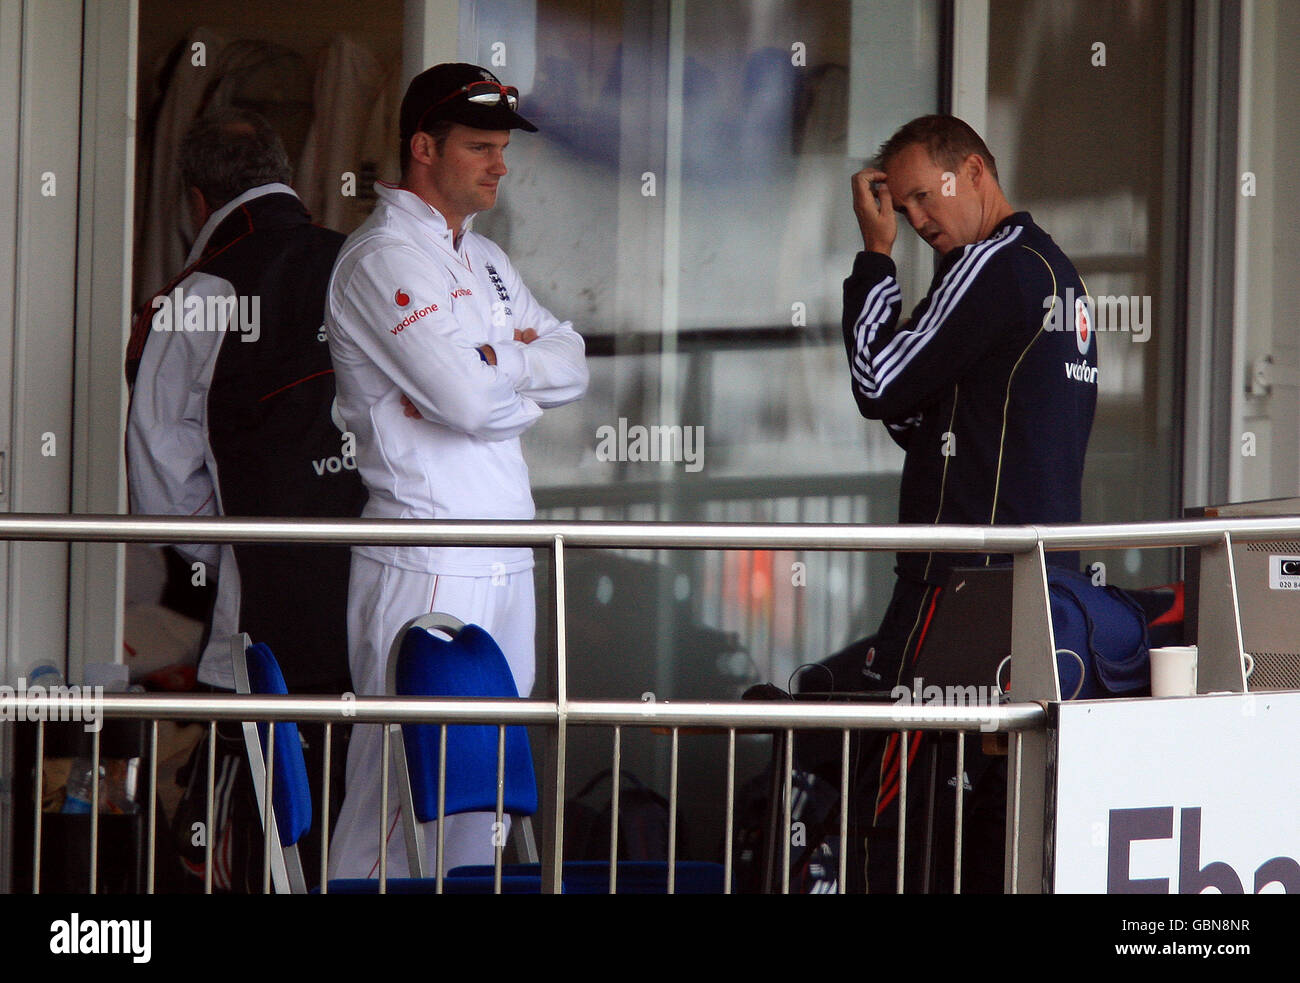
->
[[179, 107, 292, 210]]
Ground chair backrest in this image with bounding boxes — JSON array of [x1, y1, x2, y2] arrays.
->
[[389, 615, 538, 822], [230, 633, 312, 893]]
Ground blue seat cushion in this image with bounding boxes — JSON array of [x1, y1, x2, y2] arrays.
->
[[396, 624, 538, 821], [245, 643, 313, 847]]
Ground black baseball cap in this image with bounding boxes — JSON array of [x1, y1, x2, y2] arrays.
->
[[400, 63, 538, 144]]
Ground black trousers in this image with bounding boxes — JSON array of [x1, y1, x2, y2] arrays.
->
[[797, 577, 1006, 893]]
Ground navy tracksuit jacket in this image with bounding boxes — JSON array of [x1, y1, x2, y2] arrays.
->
[[842, 211, 1098, 587], [838, 213, 1099, 869]]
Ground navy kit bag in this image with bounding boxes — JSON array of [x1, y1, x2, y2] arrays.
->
[[1046, 567, 1150, 699]]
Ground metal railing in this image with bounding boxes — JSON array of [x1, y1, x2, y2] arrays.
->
[[8, 690, 1044, 895], [2, 511, 1293, 894], [535, 473, 899, 706]]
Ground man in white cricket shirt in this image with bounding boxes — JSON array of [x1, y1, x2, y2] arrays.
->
[[325, 63, 588, 878]]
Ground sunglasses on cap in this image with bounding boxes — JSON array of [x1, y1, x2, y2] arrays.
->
[[436, 80, 519, 110], [415, 81, 522, 134]]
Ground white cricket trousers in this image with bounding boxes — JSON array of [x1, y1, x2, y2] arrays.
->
[[327, 553, 536, 879]]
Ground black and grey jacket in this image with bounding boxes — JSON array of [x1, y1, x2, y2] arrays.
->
[[127, 184, 365, 689]]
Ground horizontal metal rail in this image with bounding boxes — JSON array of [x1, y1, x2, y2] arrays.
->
[[7, 511, 1294, 895], [0, 693, 1047, 732], [0, 512, 1299, 551]]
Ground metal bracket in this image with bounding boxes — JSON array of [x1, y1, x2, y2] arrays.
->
[[1196, 532, 1248, 693]]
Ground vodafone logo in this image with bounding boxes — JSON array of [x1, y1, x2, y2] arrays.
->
[[394, 288, 411, 308], [862, 644, 881, 682], [1075, 296, 1092, 354], [390, 304, 438, 335], [1064, 360, 1099, 384]]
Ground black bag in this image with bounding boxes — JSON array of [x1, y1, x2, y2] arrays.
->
[[731, 765, 842, 894], [172, 722, 261, 893], [564, 770, 683, 861]]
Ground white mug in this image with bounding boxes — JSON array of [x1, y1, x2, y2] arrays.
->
[[1150, 645, 1198, 697]]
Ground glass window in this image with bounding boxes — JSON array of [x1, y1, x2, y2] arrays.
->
[[466, 1, 942, 703], [987, 0, 1189, 585], [463, 0, 944, 857], [1234, 1, 1300, 502]]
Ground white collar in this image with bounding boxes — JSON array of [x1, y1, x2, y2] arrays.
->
[[374, 181, 476, 243], [186, 183, 299, 264]]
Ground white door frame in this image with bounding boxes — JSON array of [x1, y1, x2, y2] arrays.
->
[[69, 0, 136, 687]]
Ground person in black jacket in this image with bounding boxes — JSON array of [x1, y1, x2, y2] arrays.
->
[[127, 108, 365, 890], [826, 115, 1097, 891]]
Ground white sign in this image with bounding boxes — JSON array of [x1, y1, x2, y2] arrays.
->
[[1268, 555, 1300, 590], [1052, 692, 1300, 893]]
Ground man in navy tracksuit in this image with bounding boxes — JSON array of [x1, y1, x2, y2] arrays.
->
[[833, 115, 1097, 891]]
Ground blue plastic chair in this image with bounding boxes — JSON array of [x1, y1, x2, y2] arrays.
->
[[231, 633, 456, 894], [230, 633, 314, 893], [387, 617, 727, 894], [385, 613, 539, 880]]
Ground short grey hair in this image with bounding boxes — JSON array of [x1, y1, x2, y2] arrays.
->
[[179, 108, 292, 210]]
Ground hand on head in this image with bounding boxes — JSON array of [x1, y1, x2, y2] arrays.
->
[[852, 168, 897, 256]]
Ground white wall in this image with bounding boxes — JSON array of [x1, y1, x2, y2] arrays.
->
[[1, 0, 84, 684], [0, 0, 134, 691], [1234, 0, 1300, 502]]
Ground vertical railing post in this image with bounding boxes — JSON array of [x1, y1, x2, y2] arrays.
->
[[89, 728, 101, 894], [147, 721, 158, 894], [540, 535, 569, 894], [1004, 541, 1057, 894], [1196, 532, 1249, 693], [204, 721, 216, 894], [32, 721, 44, 894]]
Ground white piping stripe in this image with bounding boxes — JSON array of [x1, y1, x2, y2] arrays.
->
[[867, 227, 1023, 396], [854, 280, 901, 345], [853, 350, 874, 385], [851, 328, 877, 389], [878, 229, 1020, 383], [853, 277, 897, 333], [850, 280, 900, 390], [867, 243, 990, 387], [870, 229, 1020, 390], [850, 356, 873, 392], [866, 284, 901, 347], [916, 227, 1019, 336], [853, 336, 876, 376], [852, 367, 874, 393]]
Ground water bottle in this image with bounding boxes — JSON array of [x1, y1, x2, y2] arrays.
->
[[62, 758, 101, 814], [25, 664, 63, 690]]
